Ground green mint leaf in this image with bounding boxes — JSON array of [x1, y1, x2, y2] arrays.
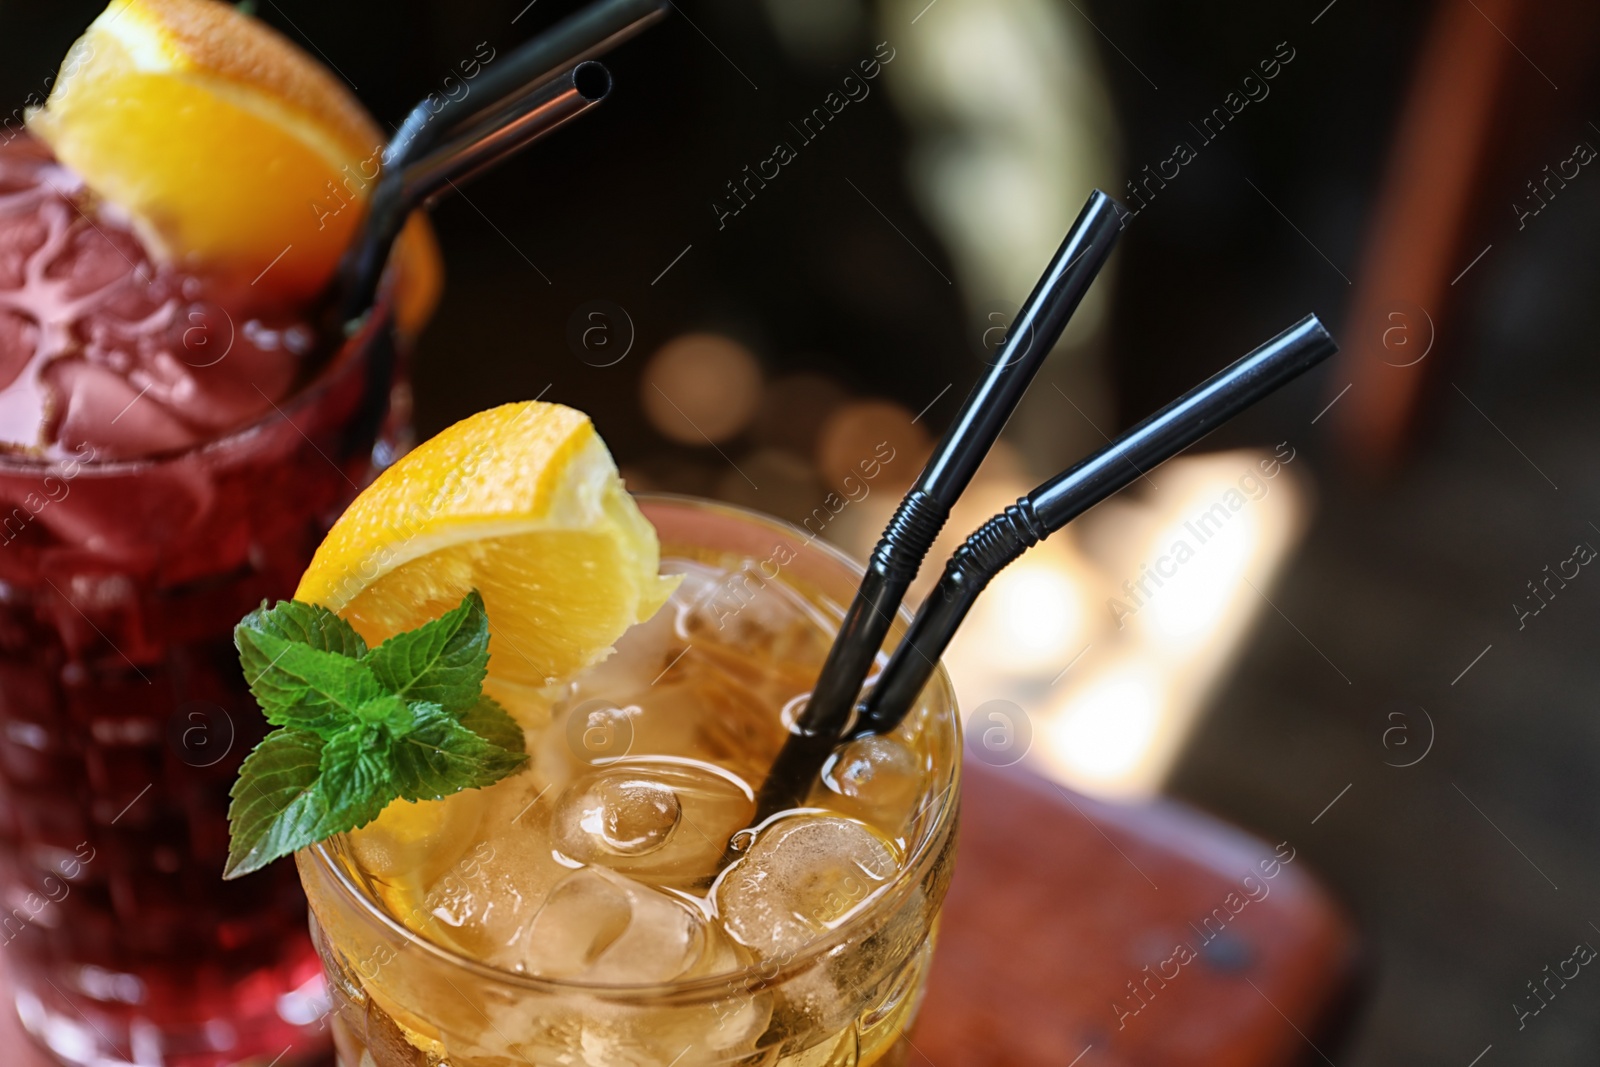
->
[[459, 694, 526, 755], [228, 589, 529, 877], [390, 700, 528, 802], [224, 728, 327, 879], [238, 599, 368, 659], [236, 629, 385, 733], [224, 723, 404, 880], [366, 590, 489, 711], [317, 724, 404, 830], [354, 692, 414, 731]]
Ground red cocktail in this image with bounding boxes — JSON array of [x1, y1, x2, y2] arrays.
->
[[0, 128, 408, 1066]]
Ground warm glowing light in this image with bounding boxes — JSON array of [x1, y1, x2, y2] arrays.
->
[[815, 400, 930, 491], [935, 450, 1307, 798], [640, 333, 762, 445], [883, 0, 1118, 307], [971, 559, 1084, 671], [1141, 489, 1261, 642], [1045, 660, 1163, 788]]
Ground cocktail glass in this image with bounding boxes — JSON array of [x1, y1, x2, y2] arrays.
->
[[0, 297, 405, 1066], [298, 494, 962, 1066]]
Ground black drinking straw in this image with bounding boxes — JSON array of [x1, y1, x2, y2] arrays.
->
[[745, 190, 1128, 829], [338, 63, 612, 322], [335, 0, 668, 322], [404, 64, 611, 213], [853, 314, 1338, 736], [384, 0, 667, 172]]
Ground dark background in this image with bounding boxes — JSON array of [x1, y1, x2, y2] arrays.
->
[[6, 0, 1600, 1062]]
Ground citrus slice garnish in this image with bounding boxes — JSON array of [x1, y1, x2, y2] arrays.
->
[[295, 401, 679, 714], [29, 0, 439, 321]]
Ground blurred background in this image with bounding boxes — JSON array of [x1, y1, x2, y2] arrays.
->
[[6, 0, 1600, 1061]]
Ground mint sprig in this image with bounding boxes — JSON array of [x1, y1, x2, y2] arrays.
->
[[225, 591, 527, 879]]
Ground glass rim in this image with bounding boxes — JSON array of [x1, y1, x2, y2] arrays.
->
[[0, 293, 394, 477], [305, 492, 963, 999]]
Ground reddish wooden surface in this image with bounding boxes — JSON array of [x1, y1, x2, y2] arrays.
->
[[0, 759, 1357, 1066], [910, 759, 1359, 1065]]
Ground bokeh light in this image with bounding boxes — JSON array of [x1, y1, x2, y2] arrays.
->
[[1044, 658, 1164, 790], [640, 333, 762, 445], [815, 399, 931, 491], [961, 556, 1086, 673]]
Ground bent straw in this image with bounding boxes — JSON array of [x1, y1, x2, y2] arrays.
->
[[339, 63, 611, 322], [336, 0, 668, 322], [384, 0, 668, 170], [854, 314, 1338, 736], [402, 63, 611, 210], [746, 190, 1128, 829]]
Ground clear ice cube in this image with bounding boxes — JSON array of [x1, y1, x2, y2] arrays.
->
[[572, 775, 682, 855], [551, 760, 755, 888], [469, 976, 771, 1067], [530, 557, 835, 799], [817, 735, 925, 839], [348, 789, 485, 889], [714, 814, 898, 960], [516, 867, 720, 984], [417, 776, 567, 965]]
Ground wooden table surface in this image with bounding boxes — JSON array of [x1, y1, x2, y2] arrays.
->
[[0, 759, 1357, 1066], [912, 760, 1359, 1065]]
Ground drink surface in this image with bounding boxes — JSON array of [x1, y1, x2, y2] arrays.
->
[[0, 134, 316, 459], [312, 513, 961, 1066]]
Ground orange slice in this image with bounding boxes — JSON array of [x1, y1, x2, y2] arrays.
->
[[29, 0, 440, 322], [295, 401, 679, 714]]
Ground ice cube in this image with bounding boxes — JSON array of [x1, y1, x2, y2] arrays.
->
[[565, 774, 682, 855], [515, 867, 721, 984], [458, 900, 768, 1065], [714, 814, 899, 960], [532, 647, 793, 791], [527, 556, 835, 810], [469, 981, 770, 1067], [417, 777, 566, 964], [579, 564, 717, 700], [532, 562, 726, 715], [817, 735, 925, 839], [550, 760, 755, 888], [679, 553, 830, 650]]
